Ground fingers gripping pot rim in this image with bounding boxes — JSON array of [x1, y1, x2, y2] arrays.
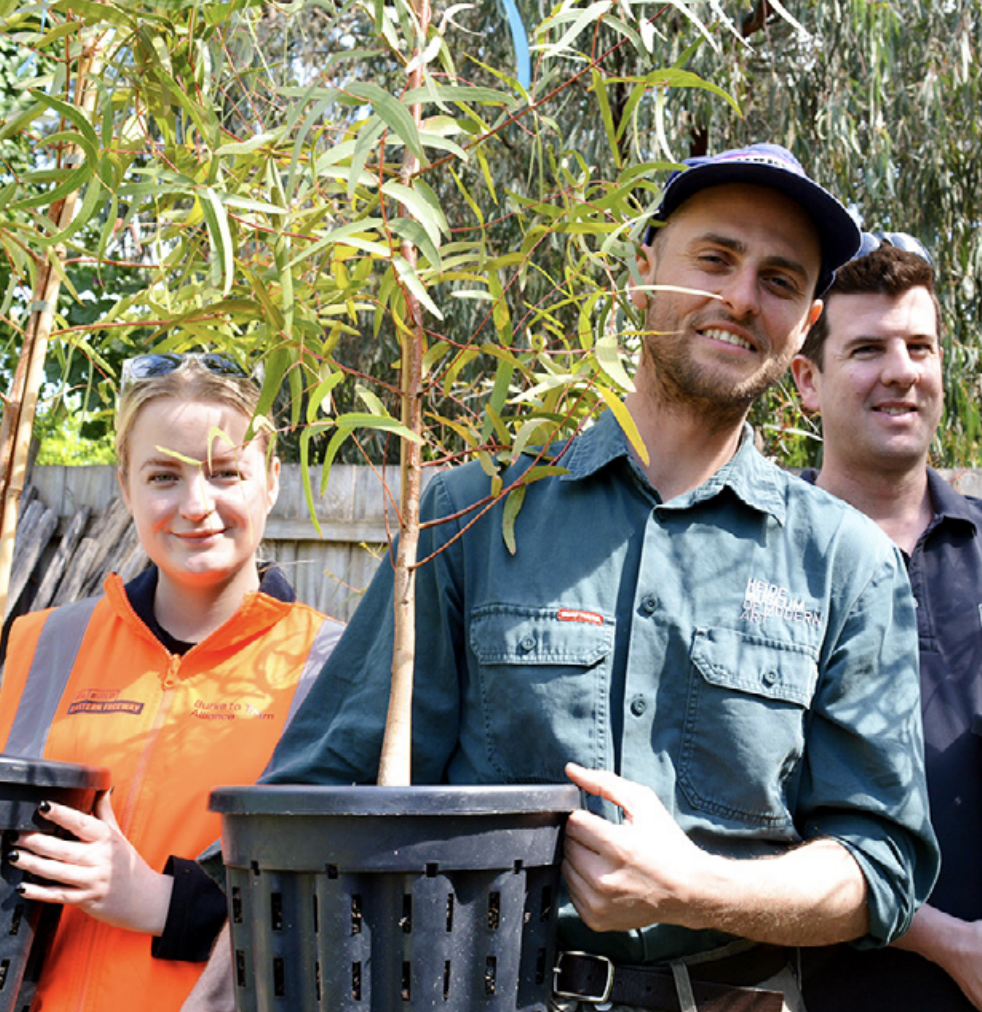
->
[[0, 755, 111, 1012]]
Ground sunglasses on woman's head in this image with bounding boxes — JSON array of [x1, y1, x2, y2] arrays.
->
[[120, 353, 250, 390]]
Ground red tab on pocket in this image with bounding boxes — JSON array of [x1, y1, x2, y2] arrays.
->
[[557, 609, 604, 626]]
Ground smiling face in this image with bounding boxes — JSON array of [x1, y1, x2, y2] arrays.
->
[[792, 287, 943, 475], [637, 183, 823, 421], [119, 397, 280, 596]]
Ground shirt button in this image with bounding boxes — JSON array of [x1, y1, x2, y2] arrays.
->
[[762, 669, 780, 687], [640, 594, 658, 615], [630, 695, 647, 716], [519, 635, 536, 652]]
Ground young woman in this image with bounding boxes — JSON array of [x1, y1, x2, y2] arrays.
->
[[0, 352, 344, 1012]]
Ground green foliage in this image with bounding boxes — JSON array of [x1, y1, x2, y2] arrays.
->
[[2, 1, 980, 474], [0, 0, 753, 489], [33, 396, 115, 465], [5, 0, 977, 780]]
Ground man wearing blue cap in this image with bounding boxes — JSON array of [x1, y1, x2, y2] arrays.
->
[[793, 236, 982, 1011], [184, 146, 938, 1012]]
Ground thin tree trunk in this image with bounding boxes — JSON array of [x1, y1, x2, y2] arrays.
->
[[0, 41, 105, 620], [376, 0, 431, 787]]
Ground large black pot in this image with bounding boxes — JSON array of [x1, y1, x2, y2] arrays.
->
[[209, 784, 580, 1012], [0, 755, 111, 1012]]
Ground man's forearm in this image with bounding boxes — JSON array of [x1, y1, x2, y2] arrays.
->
[[564, 765, 870, 947], [688, 838, 869, 946], [893, 902, 979, 966], [892, 904, 982, 1008]]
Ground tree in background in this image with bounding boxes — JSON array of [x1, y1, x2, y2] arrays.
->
[[5, 2, 979, 470], [481, 0, 982, 467]]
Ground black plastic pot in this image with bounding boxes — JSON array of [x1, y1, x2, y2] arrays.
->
[[0, 754, 111, 1012], [209, 784, 580, 1012]]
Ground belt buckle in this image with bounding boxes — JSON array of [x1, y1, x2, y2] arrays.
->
[[553, 951, 615, 1005]]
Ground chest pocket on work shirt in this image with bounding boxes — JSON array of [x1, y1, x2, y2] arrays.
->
[[678, 626, 819, 831], [469, 605, 614, 783]]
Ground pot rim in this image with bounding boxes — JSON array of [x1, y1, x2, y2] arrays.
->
[[209, 782, 582, 817], [0, 754, 111, 790]]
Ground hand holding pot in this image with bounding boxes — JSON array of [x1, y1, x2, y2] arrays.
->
[[12, 791, 174, 935], [562, 761, 869, 946], [562, 761, 714, 934]]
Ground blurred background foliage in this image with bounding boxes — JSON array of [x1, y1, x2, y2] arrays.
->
[[0, 0, 980, 471]]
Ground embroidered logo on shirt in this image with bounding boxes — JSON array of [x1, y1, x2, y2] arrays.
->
[[192, 700, 275, 721], [742, 577, 822, 627], [68, 689, 144, 716], [557, 609, 604, 626]]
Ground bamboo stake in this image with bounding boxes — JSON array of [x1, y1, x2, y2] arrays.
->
[[0, 41, 104, 619], [376, 0, 432, 788]]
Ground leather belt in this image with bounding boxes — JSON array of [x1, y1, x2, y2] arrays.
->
[[554, 947, 789, 1011]]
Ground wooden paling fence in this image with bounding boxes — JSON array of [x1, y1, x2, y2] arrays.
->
[[9, 487, 147, 618], [4, 463, 982, 659]]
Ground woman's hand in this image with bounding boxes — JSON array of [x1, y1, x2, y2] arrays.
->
[[10, 791, 174, 935]]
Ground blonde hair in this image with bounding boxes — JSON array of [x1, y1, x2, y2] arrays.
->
[[116, 359, 275, 479]]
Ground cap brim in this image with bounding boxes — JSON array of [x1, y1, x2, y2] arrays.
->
[[656, 163, 861, 295]]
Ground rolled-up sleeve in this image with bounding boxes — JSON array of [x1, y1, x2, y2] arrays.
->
[[799, 547, 940, 946]]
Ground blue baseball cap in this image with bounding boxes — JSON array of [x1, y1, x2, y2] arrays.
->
[[644, 143, 862, 296]]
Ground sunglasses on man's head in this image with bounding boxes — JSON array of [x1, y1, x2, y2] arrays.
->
[[120, 353, 250, 390], [857, 231, 932, 266]]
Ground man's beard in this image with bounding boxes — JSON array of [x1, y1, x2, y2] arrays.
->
[[641, 303, 795, 427]]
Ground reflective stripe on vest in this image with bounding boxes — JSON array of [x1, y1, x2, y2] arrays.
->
[[5, 596, 102, 758], [279, 617, 345, 733]]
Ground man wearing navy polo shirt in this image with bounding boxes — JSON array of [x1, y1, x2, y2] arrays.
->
[[794, 235, 982, 1011]]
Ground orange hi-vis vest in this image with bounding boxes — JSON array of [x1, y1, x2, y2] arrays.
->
[[0, 572, 344, 1012]]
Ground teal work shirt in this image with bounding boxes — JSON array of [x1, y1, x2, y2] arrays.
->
[[265, 410, 939, 962]]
